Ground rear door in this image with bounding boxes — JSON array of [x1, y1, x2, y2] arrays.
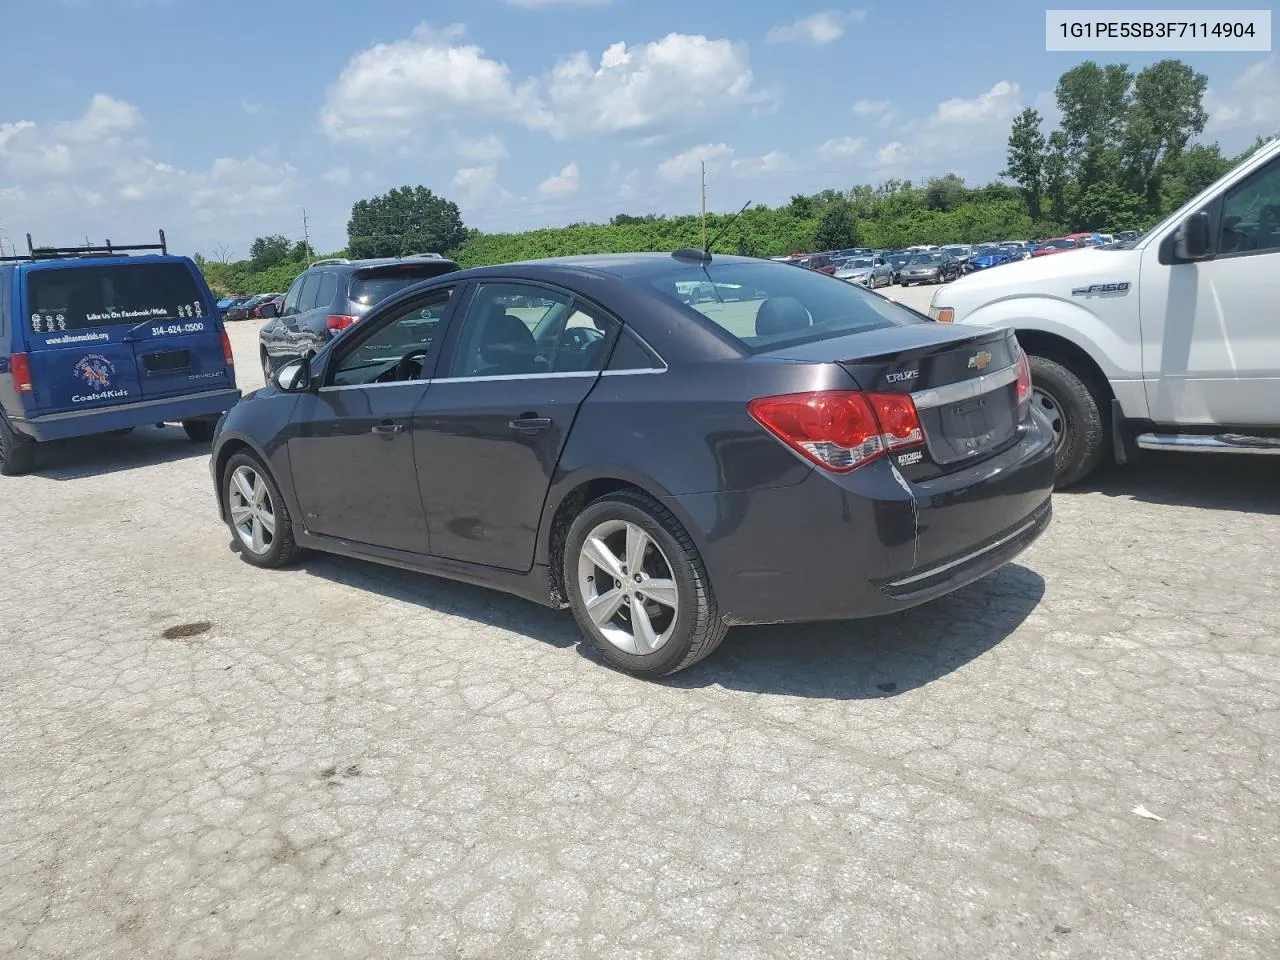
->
[[21, 263, 145, 413], [412, 281, 619, 572]]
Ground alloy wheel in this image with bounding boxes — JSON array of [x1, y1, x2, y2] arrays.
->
[[228, 464, 277, 555], [577, 519, 680, 655], [1032, 388, 1067, 452]]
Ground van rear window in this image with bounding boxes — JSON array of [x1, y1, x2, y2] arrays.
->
[[25, 263, 207, 333]]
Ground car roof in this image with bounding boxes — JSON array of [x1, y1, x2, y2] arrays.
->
[[6, 253, 194, 273]]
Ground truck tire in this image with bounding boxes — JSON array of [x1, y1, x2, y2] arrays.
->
[[1028, 354, 1107, 488]]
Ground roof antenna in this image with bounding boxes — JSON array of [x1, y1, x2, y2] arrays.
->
[[705, 201, 751, 255]]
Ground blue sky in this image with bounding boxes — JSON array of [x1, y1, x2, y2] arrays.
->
[[0, 0, 1275, 257]]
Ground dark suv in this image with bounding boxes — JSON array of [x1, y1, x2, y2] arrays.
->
[[259, 254, 459, 378]]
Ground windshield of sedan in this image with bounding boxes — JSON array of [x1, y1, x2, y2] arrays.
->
[[1041, 239, 1076, 250], [972, 246, 1000, 257], [843, 258, 873, 268], [644, 259, 921, 352], [907, 254, 943, 264]]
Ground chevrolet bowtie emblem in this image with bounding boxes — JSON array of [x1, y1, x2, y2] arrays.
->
[[967, 351, 993, 370]]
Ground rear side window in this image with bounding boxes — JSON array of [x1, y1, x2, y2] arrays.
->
[[349, 263, 457, 307], [314, 272, 337, 309], [297, 274, 321, 313], [25, 262, 207, 332], [644, 260, 921, 352]]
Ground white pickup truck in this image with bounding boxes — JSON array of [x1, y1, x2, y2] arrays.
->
[[929, 137, 1280, 486]]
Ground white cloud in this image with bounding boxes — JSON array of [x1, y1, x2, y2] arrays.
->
[[766, 9, 867, 45], [732, 150, 791, 176], [457, 133, 507, 162], [544, 33, 767, 139], [56, 94, 141, 143], [506, 0, 609, 5], [241, 99, 265, 116], [852, 99, 895, 123], [1205, 56, 1280, 131], [656, 143, 734, 180], [930, 80, 1021, 127], [874, 141, 908, 165], [451, 164, 514, 206], [322, 166, 351, 185], [814, 136, 866, 162], [538, 162, 581, 197], [320, 23, 551, 143]]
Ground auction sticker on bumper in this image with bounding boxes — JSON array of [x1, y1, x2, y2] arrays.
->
[[1047, 10, 1271, 51]]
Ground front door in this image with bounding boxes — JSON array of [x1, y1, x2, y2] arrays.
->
[[287, 287, 457, 553], [413, 281, 619, 571], [1141, 153, 1280, 425]]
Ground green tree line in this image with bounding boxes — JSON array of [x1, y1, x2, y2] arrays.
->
[[198, 58, 1274, 295]]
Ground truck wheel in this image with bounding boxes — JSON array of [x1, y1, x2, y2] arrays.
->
[[1028, 355, 1107, 488], [0, 416, 36, 476]]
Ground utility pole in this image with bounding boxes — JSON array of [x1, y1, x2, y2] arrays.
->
[[302, 207, 312, 263], [700, 162, 707, 250]]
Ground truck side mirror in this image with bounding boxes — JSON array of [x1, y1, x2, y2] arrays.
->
[[1174, 211, 1211, 260]]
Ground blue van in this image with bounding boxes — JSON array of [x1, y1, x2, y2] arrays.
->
[[0, 232, 240, 475]]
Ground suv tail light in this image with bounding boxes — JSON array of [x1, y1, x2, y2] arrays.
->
[[1014, 347, 1032, 415], [10, 353, 33, 394], [748, 390, 925, 473], [220, 329, 235, 367], [326, 315, 357, 332]]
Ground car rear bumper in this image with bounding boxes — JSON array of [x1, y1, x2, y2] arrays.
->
[[668, 414, 1056, 625], [11, 388, 242, 441]]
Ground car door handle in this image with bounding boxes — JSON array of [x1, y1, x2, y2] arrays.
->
[[371, 420, 405, 437], [508, 417, 553, 435]]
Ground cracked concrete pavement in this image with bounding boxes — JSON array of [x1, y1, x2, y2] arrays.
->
[[1, 312, 1277, 959]]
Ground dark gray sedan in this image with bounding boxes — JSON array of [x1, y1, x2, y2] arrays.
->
[[898, 252, 962, 285], [211, 252, 1054, 677]]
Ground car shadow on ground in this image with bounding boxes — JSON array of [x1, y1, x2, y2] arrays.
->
[[293, 548, 1044, 700], [28, 427, 211, 480], [1069, 453, 1280, 515]]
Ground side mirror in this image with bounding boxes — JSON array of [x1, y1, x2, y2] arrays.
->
[[1174, 211, 1211, 260], [274, 357, 311, 392], [260, 302, 278, 319]]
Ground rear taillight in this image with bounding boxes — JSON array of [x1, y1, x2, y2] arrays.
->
[[1015, 348, 1032, 414], [10, 353, 33, 394], [326, 315, 357, 332], [748, 390, 925, 474], [220, 329, 235, 367]]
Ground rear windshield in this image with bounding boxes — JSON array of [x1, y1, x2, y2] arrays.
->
[[349, 263, 456, 306], [25, 262, 206, 333], [644, 260, 922, 352]]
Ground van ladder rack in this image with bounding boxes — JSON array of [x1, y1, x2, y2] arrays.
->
[[0, 229, 168, 263]]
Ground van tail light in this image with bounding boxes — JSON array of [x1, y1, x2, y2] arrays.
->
[[220, 329, 235, 367], [10, 353, 33, 394], [326, 315, 357, 332], [1014, 347, 1032, 415], [748, 390, 925, 474]]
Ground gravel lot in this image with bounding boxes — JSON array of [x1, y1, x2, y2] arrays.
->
[[2, 299, 1278, 959]]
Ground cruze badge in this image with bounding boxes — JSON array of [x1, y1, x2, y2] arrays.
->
[[967, 351, 993, 371], [885, 369, 919, 383]]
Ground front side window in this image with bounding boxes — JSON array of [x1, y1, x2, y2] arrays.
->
[[296, 274, 321, 313], [329, 288, 453, 387], [25, 262, 207, 332], [1219, 158, 1280, 255], [444, 283, 621, 378], [644, 259, 922, 352], [280, 277, 304, 317]]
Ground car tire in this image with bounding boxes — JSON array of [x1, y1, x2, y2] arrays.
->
[[223, 451, 302, 568], [183, 419, 217, 443], [260, 349, 274, 382], [564, 489, 727, 679], [1028, 354, 1108, 488], [0, 416, 36, 477]]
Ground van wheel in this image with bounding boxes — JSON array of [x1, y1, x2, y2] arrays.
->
[[0, 417, 36, 476], [1028, 355, 1107, 488], [183, 419, 216, 443], [564, 490, 727, 678]]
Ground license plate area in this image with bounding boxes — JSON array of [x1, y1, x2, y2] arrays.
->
[[922, 389, 1016, 465], [143, 349, 191, 374]]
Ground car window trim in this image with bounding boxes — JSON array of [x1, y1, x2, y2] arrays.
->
[[320, 281, 464, 388]]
